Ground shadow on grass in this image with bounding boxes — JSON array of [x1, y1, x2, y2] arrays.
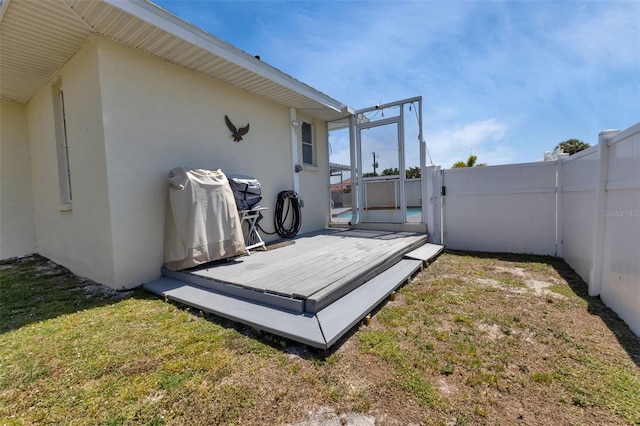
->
[[0, 253, 358, 362], [160, 252, 449, 362], [169, 252, 447, 362], [0, 253, 345, 365], [164, 301, 356, 362], [446, 250, 640, 369], [0, 254, 153, 334], [6, 252, 637, 370], [552, 261, 640, 369]]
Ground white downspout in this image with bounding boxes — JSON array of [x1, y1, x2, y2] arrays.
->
[[290, 108, 300, 194]]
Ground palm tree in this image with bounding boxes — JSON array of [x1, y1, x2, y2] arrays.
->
[[452, 155, 486, 168], [555, 139, 590, 155]]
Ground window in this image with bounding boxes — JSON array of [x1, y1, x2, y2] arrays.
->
[[52, 80, 72, 205], [301, 122, 313, 165]]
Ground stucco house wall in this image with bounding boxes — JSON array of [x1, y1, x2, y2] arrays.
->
[[1, 0, 343, 290], [26, 37, 116, 285], [4, 34, 333, 290], [0, 100, 35, 258], [296, 114, 331, 231], [94, 37, 330, 288]]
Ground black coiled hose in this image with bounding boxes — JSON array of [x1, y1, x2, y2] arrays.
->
[[274, 190, 302, 238]]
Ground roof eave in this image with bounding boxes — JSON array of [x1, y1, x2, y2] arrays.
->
[[1, 0, 354, 120], [104, 0, 349, 117]]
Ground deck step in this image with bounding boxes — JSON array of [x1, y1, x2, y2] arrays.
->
[[145, 258, 424, 349], [316, 258, 423, 347], [144, 277, 326, 348], [162, 267, 305, 313], [144, 240, 445, 349], [305, 234, 429, 313], [404, 243, 445, 263]]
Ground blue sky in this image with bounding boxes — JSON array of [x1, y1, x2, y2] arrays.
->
[[153, 0, 639, 169]]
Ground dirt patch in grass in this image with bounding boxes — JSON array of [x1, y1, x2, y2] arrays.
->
[[1, 252, 639, 425], [0, 255, 143, 333]]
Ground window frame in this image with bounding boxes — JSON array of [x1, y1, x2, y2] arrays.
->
[[52, 80, 72, 208], [301, 121, 314, 166]]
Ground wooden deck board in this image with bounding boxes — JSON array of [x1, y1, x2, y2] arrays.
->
[[183, 229, 427, 299], [228, 236, 365, 287], [162, 268, 305, 313], [295, 243, 410, 294], [146, 231, 444, 348], [290, 248, 404, 301], [247, 244, 388, 296], [306, 236, 428, 302], [190, 233, 357, 284]]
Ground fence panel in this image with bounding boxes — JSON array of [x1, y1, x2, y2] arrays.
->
[[431, 123, 639, 335], [443, 162, 557, 255], [560, 147, 599, 282], [601, 124, 640, 335]]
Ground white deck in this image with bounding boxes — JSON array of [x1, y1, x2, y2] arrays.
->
[[175, 228, 429, 312], [145, 228, 443, 348]]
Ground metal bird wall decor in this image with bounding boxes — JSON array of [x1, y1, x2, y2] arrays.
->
[[225, 115, 250, 142]]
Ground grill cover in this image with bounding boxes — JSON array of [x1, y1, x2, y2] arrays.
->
[[164, 167, 247, 271], [227, 174, 262, 210]]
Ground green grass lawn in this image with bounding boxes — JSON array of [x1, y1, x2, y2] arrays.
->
[[1, 253, 639, 425]]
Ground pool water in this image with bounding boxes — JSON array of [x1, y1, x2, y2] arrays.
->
[[333, 207, 422, 221]]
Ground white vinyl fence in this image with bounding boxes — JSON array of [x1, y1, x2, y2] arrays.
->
[[590, 126, 640, 335], [331, 180, 421, 210], [426, 122, 640, 335], [440, 161, 558, 255], [558, 145, 599, 282]]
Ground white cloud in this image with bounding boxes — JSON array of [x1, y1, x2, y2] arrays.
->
[[155, 0, 640, 166], [551, 4, 640, 67], [329, 118, 515, 173], [256, 1, 473, 105], [426, 119, 514, 168], [431, 119, 507, 148], [259, 1, 638, 165]]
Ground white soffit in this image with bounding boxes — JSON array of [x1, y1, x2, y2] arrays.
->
[[0, 0, 92, 103], [0, 0, 351, 121]]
